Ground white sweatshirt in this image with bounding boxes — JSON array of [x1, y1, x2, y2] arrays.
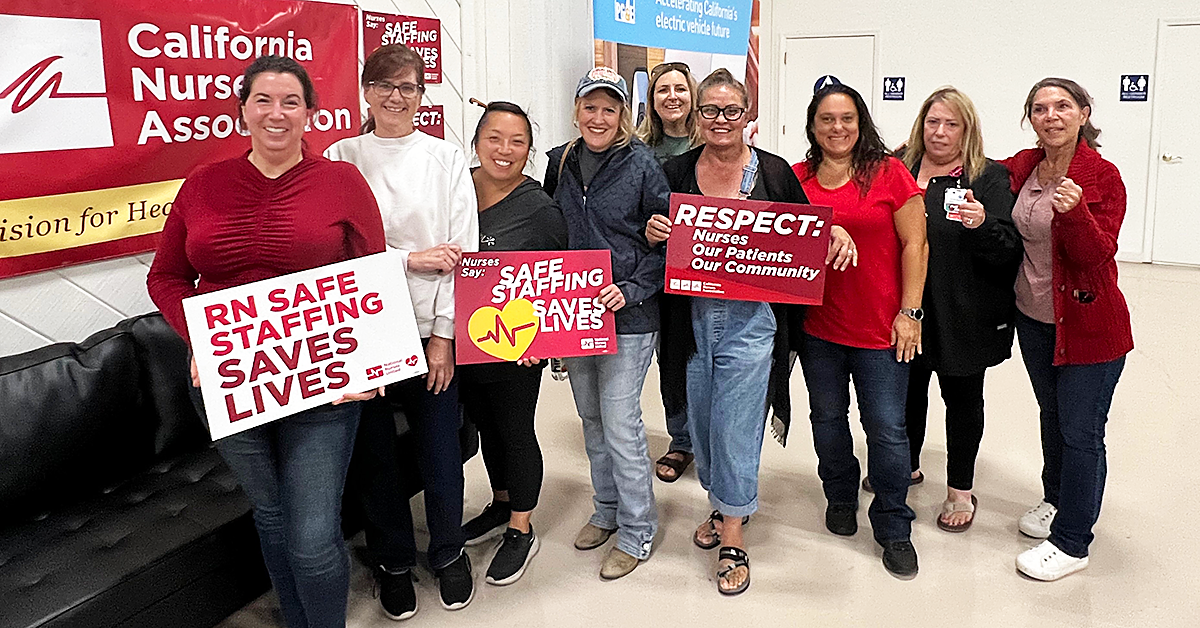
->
[[324, 131, 478, 339]]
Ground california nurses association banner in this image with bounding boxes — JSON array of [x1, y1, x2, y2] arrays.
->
[[0, 0, 360, 279], [665, 193, 832, 305], [455, 251, 617, 365], [183, 251, 426, 440]]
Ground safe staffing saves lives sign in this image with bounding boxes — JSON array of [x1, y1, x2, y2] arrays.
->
[[183, 251, 426, 440], [665, 193, 832, 304], [454, 251, 617, 365], [0, 0, 360, 279]]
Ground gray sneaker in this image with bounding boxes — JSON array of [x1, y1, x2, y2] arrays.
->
[[1019, 501, 1057, 539], [486, 527, 540, 586]]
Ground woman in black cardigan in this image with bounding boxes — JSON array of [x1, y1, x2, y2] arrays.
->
[[887, 87, 1021, 532]]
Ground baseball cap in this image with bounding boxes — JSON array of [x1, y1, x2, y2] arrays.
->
[[814, 75, 842, 93], [576, 67, 628, 103]]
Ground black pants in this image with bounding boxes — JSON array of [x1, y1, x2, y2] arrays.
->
[[460, 367, 544, 513], [353, 368, 465, 572], [905, 359, 986, 491]]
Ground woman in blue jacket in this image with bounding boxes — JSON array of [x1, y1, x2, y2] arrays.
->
[[543, 67, 669, 580]]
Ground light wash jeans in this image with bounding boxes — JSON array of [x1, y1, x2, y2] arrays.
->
[[564, 332, 658, 559], [687, 298, 775, 517]]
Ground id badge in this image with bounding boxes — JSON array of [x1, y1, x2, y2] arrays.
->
[[943, 187, 967, 222]]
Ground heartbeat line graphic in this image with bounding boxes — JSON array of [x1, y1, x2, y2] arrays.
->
[[476, 314, 536, 346], [1, 56, 106, 114]]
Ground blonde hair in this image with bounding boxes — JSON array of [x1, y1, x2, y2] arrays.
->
[[572, 92, 635, 150], [635, 63, 702, 147], [903, 86, 986, 184]]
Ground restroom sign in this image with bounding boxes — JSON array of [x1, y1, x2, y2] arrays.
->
[[883, 77, 905, 101], [1120, 75, 1149, 102]]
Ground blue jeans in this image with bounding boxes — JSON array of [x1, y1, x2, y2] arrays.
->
[[799, 334, 916, 543], [687, 298, 775, 517], [1016, 312, 1125, 558], [564, 333, 658, 559], [191, 387, 358, 628]]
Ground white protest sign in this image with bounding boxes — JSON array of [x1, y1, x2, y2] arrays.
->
[[183, 250, 426, 440]]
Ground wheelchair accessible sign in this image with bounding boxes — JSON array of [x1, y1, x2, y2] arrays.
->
[[595, 0, 753, 56]]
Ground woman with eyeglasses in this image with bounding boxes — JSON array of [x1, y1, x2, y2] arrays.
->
[[1000, 78, 1131, 581], [791, 82, 927, 580], [634, 61, 702, 484], [324, 44, 478, 619], [543, 67, 669, 580], [646, 69, 854, 595]]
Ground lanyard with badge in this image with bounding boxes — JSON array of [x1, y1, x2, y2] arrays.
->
[[942, 165, 966, 223], [739, 149, 759, 200]]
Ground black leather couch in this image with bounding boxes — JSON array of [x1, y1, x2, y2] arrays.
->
[[0, 313, 477, 628]]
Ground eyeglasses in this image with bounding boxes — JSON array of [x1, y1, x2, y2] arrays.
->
[[367, 81, 423, 99], [652, 61, 691, 76], [698, 104, 746, 121]]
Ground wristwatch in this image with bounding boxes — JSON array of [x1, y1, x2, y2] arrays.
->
[[900, 307, 924, 321]]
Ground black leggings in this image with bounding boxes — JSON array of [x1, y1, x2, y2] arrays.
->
[[460, 368, 544, 512], [905, 361, 986, 491]]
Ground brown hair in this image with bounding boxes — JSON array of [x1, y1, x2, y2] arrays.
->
[[1022, 77, 1101, 149], [635, 62, 702, 148], [359, 44, 425, 135], [902, 86, 987, 183], [696, 68, 750, 109]]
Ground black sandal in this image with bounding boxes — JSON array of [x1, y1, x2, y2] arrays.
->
[[693, 511, 751, 550], [655, 450, 694, 482], [717, 546, 750, 595]]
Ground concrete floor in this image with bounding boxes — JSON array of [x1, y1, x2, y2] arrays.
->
[[219, 261, 1199, 628]]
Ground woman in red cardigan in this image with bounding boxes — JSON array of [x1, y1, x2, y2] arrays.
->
[[996, 78, 1132, 581]]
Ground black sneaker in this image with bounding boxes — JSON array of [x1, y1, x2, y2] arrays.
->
[[881, 540, 919, 579], [375, 566, 417, 621], [825, 502, 858, 536], [435, 551, 474, 610], [463, 501, 512, 547], [486, 526, 540, 586]]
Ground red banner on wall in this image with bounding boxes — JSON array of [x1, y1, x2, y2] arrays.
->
[[665, 193, 832, 305], [0, 0, 361, 279], [454, 251, 617, 365], [361, 11, 441, 84]]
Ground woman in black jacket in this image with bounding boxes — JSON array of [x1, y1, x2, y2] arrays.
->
[[458, 101, 568, 585], [543, 67, 669, 581], [889, 87, 1021, 532]]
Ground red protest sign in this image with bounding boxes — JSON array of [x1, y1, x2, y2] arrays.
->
[[0, 0, 361, 279], [665, 193, 832, 304], [414, 105, 444, 139], [455, 251, 617, 365], [361, 11, 441, 84]]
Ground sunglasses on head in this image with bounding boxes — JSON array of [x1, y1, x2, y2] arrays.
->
[[652, 61, 691, 75]]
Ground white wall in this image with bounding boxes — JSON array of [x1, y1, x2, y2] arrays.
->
[[758, 0, 1200, 264]]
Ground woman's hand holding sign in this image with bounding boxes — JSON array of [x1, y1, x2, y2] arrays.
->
[[826, 225, 857, 271], [409, 243, 463, 274], [598, 284, 626, 311], [646, 214, 672, 245]]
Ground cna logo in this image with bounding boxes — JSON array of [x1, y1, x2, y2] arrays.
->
[[0, 14, 114, 155], [615, 0, 635, 25]]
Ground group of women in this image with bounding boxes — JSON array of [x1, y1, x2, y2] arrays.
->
[[146, 42, 1131, 627]]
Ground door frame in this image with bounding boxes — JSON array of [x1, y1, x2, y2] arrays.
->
[[766, 30, 879, 155], [1146, 18, 1200, 264]]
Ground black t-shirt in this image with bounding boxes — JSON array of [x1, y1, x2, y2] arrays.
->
[[579, 145, 614, 189]]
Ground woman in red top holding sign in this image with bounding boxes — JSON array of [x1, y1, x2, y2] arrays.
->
[[792, 81, 928, 580], [147, 56, 386, 628]]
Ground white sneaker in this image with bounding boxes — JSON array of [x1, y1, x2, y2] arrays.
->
[[1016, 541, 1089, 581], [1018, 501, 1057, 539]]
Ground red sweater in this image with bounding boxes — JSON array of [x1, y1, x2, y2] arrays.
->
[[147, 151, 386, 345], [1000, 140, 1133, 365]]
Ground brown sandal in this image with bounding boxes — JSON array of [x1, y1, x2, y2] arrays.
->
[[936, 494, 978, 533], [655, 450, 694, 483]]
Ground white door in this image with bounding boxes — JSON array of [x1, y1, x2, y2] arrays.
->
[[1151, 23, 1200, 265], [777, 34, 875, 165]]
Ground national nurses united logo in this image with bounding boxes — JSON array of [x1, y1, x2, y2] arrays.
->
[[0, 14, 114, 155]]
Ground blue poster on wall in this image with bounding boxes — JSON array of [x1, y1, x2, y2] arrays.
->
[[594, 0, 753, 56]]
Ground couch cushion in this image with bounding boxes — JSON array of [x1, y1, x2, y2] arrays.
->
[[0, 446, 263, 628], [0, 328, 156, 520], [118, 313, 207, 457]]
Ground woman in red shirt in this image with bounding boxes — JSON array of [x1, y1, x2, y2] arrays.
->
[[792, 82, 927, 579], [999, 78, 1131, 581], [147, 56, 386, 628]]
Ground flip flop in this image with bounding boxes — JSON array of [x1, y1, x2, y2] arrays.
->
[[655, 450, 694, 483], [861, 471, 924, 493], [716, 546, 750, 596], [693, 511, 752, 550], [937, 494, 978, 533]]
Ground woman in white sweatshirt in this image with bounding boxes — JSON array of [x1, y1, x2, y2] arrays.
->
[[324, 44, 478, 620]]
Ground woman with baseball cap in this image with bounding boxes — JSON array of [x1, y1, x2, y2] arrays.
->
[[543, 67, 670, 580]]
